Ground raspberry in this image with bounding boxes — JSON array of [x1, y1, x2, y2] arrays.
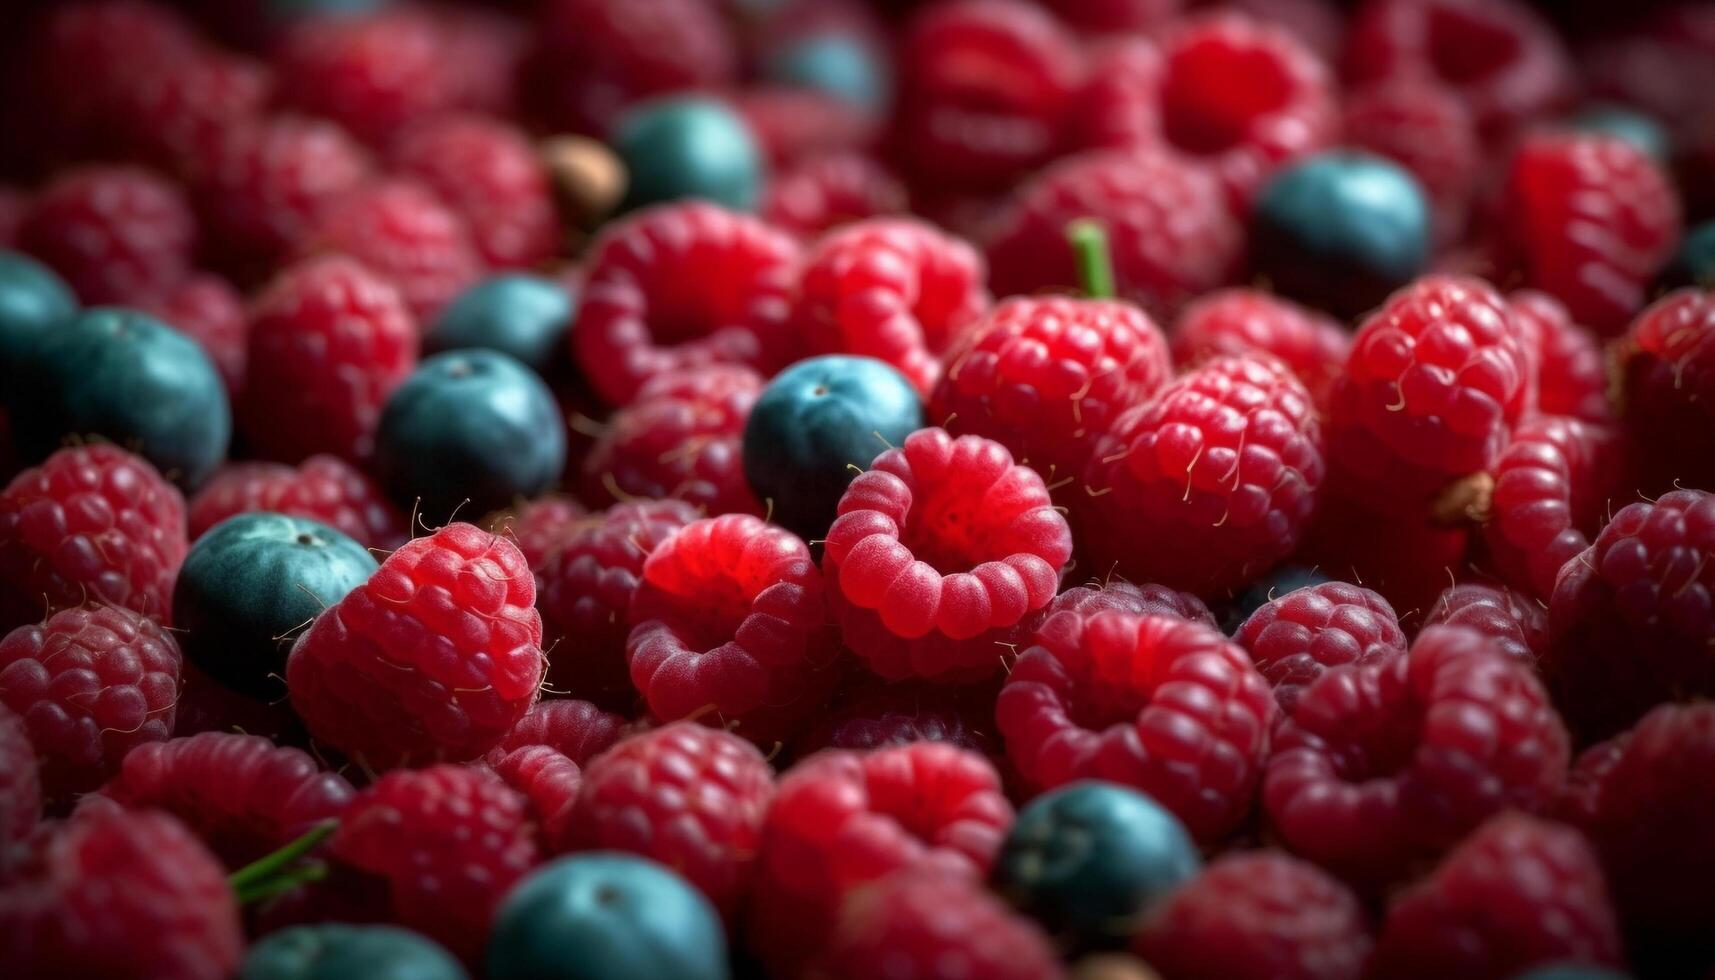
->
[[1134, 851, 1371, 980], [486, 494, 586, 571], [1300, 498, 1474, 619], [562, 723, 774, 918], [491, 698, 628, 766], [728, 88, 878, 171], [1263, 624, 1569, 887], [239, 256, 419, 464], [985, 148, 1243, 321], [1546, 490, 1715, 741], [1510, 290, 1613, 424], [111, 50, 272, 177], [536, 500, 699, 707], [1169, 289, 1349, 408], [286, 523, 545, 769], [823, 428, 1073, 682], [1495, 132, 1682, 334], [1480, 416, 1621, 602], [485, 743, 582, 851], [1620, 289, 1715, 493], [90, 731, 353, 867], [1341, 79, 1479, 245], [1081, 356, 1325, 596], [580, 366, 763, 516], [296, 179, 482, 324], [18, 165, 195, 306], [272, 7, 464, 148], [331, 764, 539, 961], [795, 218, 990, 396], [0, 445, 187, 632], [1040, 0, 1179, 32], [997, 609, 1275, 839], [1067, 37, 1163, 154], [0, 807, 241, 980], [795, 680, 1002, 761], [1029, 580, 1220, 633], [573, 202, 800, 406], [390, 114, 557, 271], [137, 273, 248, 399], [1369, 813, 1622, 980], [815, 871, 1065, 980], [0, 702, 40, 854], [760, 152, 907, 239], [933, 296, 1171, 492], [1235, 581, 1407, 716], [188, 455, 404, 552], [1422, 581, 1546, 668]]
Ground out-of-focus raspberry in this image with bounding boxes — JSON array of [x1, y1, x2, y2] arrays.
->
[[1510, 290, 1613, 423], [1170, 289, 1348, 408], [188, 456, 404, 552], [390, 114, 557, 271], [1342, 79, 1479, 245], [1620, 289, 1715, 494], [18, 165, 195, 306], [1481, 416, 1622, 602], [139, 273, 247, 398], [760, 153, 907, 239]]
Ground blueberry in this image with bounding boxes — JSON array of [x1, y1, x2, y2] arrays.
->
[[174, 513, 377, 699], [614, 97, 764, 212], [765, 34, 889, 111], [373, 350, 566, 524], [1663, 219, 1715, 291], [0, 250, 76, 371], [993, 781, 1201, 948], [4, 307, 230, 487], [242, 924, 466, 980], [742, 354, 924, 539], [426, 274, 576, 375], [1218, 565, 1331, 635], [1569, 105, 1672, 161], [486, 854, 728, 980], [1251, 151, 1431, 319]]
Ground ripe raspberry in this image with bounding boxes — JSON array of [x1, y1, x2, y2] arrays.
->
[[1495, 132, 1682, 334], [188, 455, 404, 552], [580, 366, 763, 516], [1547, 490, 1715, 741], [1422, 581, 1545, 668], [732, 88, 879, 172], [997, 609, 1275, 839], [1081, 356, 1325, 596], [1481, 416, 1622, 602], [1510, 290, 1612, 424], [429, 4, 528, 119], [0, 807, 241, 980], [240, 256, 419, 464], [1170, 289, 1348, 407], [331, 764, 539, 961], [111, 50, 272, 177], [795, 218, 990, 396], [985, 148, 1243, 320], [0, 702, 40, 854], [18, 165, 195, 306], [795, 680, 1002, 761], [1134, 851, 1371, 980], [1040, 0, 1179, 32], [760, 153, 907, 239], [1263, 624, 1569, 887], [486, 495, 586, 571], [573, 202, 799, 406], [485, 743, 582, 850], [90, 731, 353, 867], [491, 698, 628, 765], [272, 7, 464, 148], [1067, 37, 1162, 154], [134, 273, 248, 399], [933, 296, 1171, 491], [1370, 813, 1622, 980], [1235, 581, 1407, 716], [390, 114, 557, 271], [1029, 580, 1219, 634], [823, 427, 1073, 682], [1620, 289, 1715, 493], [1341, 79, 1479, 244], [286, 523, 545, 769], [0, 445, 187, 632]]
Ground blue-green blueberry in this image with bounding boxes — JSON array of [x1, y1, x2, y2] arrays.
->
[[614, 97, 764, 212], [242, 924, 466, 980], [426, 275, 576, 375]]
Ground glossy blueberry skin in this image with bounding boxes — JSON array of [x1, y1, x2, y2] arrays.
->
[[486, 854, 729, 980], [174, 513, 378, 699], [4, 307, 230, 487], [1251, 151, 1431, 319], [1663, 220, 1715, 290], [993, 781, 1201, 948], [242, 924, 467, 980], [426, 275, 576, 375], [0, 251, 76, 371], [1219, 565, 1332, 635], [373, 350, 566, 524], [615, 97, 764, 212], [765, 34, 889, 111], [743, 355, 924, 539], [1570, 105, 1672, 161]]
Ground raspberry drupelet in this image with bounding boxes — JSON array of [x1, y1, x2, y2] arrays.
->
[[188, 455, 404, 551], [1169, 289, 1349, 408], [286, 523, 545, 769], [390, 114, 558, 271], [1235, 581, 1407, 716], [18, 164, 196, 307], [997, 609, 1275, 840], [573, 202, 800, 406], [139, 273, 249, 399], [1421, 581, 1546, 668], [0, 702, 39, 852], [822, 427, 1073, 682], [760, 153, 907, 240], [1510, 290, 1612, 423], [1342, 79, 1480, 245], [1621, 289, 1715, 494], [1480, 415, 1622, 602]]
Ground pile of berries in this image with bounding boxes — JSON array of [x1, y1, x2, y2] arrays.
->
[[3, 0, 1715, 978]]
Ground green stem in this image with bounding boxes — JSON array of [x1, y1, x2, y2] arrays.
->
[[234, 862, 329, 906], [1067, 219, 1116, 300], [228, 820, 337, 893]]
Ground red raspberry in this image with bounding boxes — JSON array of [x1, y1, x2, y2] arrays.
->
[[390, 114, 558, 271], [1067, 37, 1163, 154], [1344, 0, 1573, 139], [562, 723, 774, 918], [1081, 356, 1325, 596], [1263, 624, 1569, 888], [760, 153, 907, 240], [1583, 7, 1715, 138], [796, 218, 990, 396], [188, 455, 405, 552], [331, 764, 539, 961], [272, 7, 464, 148], [1225, 0, 1344, 63], [1027, 580, 1219, 632], [296, 179, 482, 324], [1134, 851, 1371, 980], [1170, 289, 1349, 407], [19, 165, 195, 306], [1557, 729, 1625, 832], [486, 494, 586, 571], [815, 870, 1065, 980], [286, 523, 545, 769], [1480, 416, 1622, 602], [428, 4, 528, 119], [1370, 813, 1622, 980], [1235, 581, 1407, 716], [985, 148, 1243, 320], [111, 50, 272, 177], [1510, 290, 1612, 424], [580, 366, 763, 516], [732, 89, 879, 171], [1040, 0, 1178, 32], [0, 807, 241, 980], [997, 609, 1275, 839], [240, 256, 419, 464], [573, 202, 800, 406], [172, 659, 304, 747], [485, 743, 581, 849], [1421, 581, 1545, 668], [1621, 289, 1715, 493], [1342, 79, 1479, 245], [823, 428, 1073, 682], [138, 273, 248, 398], [1495, 132, 1682, 335], [795, 680, 1002, 761], [1547, 490, 1715, 741], [491, 698, 628, 765], [932, 296, 1171, 491], [89, 731, 353, 867], [0, 603, 180, 803], [0, 445, 188, 632], [0, 703, 41, 854]]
